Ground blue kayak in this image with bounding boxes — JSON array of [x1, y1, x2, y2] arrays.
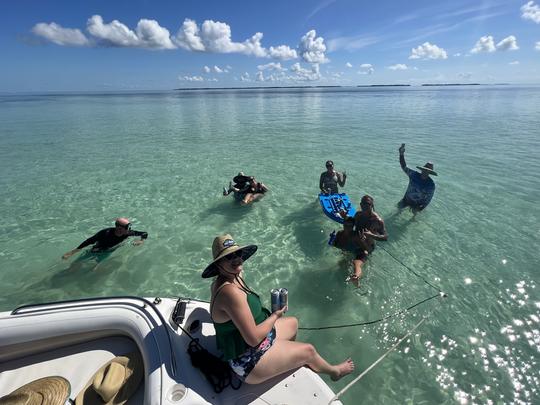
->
[[318, 193, 356, 224]]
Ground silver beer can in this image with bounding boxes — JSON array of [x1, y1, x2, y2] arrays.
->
[[270, 289, 280, 313], [279, 288, 288, 312]]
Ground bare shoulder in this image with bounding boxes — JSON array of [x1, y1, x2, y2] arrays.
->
[[373, 212, 384, 224], [217, 283, 245, 303]]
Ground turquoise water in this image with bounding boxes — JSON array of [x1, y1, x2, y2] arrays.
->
[[1, 87, 539, 404]]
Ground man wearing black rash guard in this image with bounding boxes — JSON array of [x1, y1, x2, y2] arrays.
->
[[62, 217, 148, 260]]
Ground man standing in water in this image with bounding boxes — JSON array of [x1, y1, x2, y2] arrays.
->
[[348, 195, 388, 286], [398, 144, 437, 211], [319, 160, 347, 194], [62, 217, 148, 259]]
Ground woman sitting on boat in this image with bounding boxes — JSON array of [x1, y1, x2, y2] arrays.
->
[[203, 234, 354, 384]]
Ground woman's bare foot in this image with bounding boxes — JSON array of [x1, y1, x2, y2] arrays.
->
[[347, 274, 359, 288], [331, 358, 355, 381]]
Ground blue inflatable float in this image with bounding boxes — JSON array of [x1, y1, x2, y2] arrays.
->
[[318, 193, 356, 224]]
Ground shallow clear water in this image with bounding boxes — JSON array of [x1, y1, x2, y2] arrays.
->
[[1, 86, 539, 404]]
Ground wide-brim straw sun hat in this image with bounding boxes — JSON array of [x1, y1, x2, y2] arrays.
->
[[416, 162, 437, 176], [75, 352, 143, 405], [202, 234, 257, 278], [0, 376, 70, 405]]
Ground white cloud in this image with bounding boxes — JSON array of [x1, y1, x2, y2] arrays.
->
[[388, 64, 408, 70], [496, 35, 519, 51], [458, 72, 472, 80], [358, 63, 374, 74], [180, 75, 204, 81], [213, 65, 227, 73], [536, 41, 540, 50], [203, 66, 211, 73], [409, 42, 447, 59], [509, 60, 520, 65], [31, 15, 305, 61], [257, 62, 285, 71], [471, 35, 519, 53], [268, 45, 297, 60], [240, 72, 251, 82], [290, 62, 321, 80], [345, 62, 352, 68], [298, 30, 328, 63], [175, 19, 205, 51], [174, 19, 270, 58], [454, 53, 461, 57], [32, 22, 90, 46], [134, 19, 176, 49], [521, 1, 540, 23], [471, 35, 496, 53], [87, 15, 175, 49], [256, 71, 265, 81]]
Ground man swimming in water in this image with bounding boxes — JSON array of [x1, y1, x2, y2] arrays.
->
[[62, 218, 148, 260], [398, 144, 437, 211], [319, 160, 347, 194]]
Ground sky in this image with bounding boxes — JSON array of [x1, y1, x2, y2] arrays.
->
[[1, 0, 539, 92]]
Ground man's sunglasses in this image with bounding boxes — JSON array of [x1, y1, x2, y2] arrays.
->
[[224, 250, 243, 260]]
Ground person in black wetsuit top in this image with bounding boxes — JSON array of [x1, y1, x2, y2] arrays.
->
[[62, 217, 148, 260]]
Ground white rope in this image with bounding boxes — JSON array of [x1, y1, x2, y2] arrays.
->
[[328, 317, 426, 404]]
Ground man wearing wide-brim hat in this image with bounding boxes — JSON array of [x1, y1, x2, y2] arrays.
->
[[398, 144, 437, 211]]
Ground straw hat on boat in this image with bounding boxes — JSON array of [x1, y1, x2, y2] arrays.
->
[[0, 376, 70, 405], [75, 352, 143, 405]]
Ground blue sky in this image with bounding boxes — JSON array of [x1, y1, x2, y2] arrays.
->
[[1, 0, 539, 91]]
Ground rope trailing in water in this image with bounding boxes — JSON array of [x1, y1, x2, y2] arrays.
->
[[378, 244, 444, 293], [298, 292, 441, 330], [299, 245, 448, 330], [328, 317, 427, 404]]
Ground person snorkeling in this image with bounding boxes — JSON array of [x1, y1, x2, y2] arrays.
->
[[398, 144, 437, 212], [62, 217, 147, 260], [223, 172, 252, 197], [223, 172, 268, 205]]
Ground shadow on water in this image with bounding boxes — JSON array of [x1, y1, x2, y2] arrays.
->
[[280, 199, 332, 259], [4, 250, 126, 309], [383, 207, 417, 243], [286, 254, 372, 327], [198, 198, 252, 223]]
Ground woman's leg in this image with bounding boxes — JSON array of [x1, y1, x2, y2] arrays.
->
[[245, 340, 354, 384], [251, 193, 265, 202], [241, 193, 254, 205], [274, 316, 298, 341], [349, 258, 365, 287]]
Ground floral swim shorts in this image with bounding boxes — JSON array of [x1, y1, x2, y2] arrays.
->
[[228, 327, 276, 380]]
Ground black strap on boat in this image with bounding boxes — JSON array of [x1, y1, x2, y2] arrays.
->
[[174, 300, 242, 393], [186, 338, 241, 393]]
